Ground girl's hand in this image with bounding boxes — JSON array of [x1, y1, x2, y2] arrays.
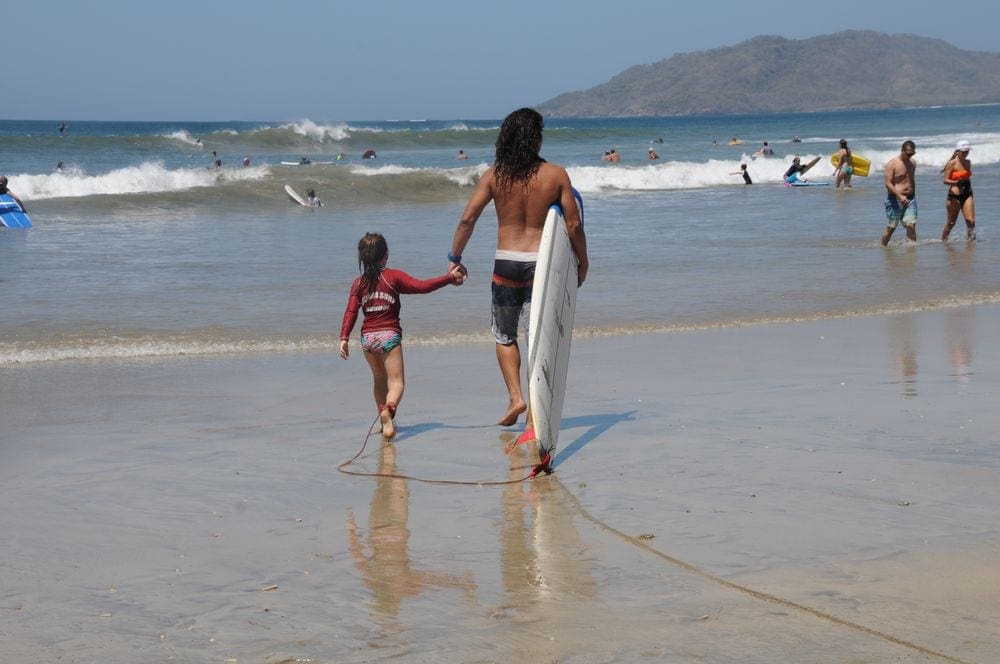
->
[[339, 339, 350, 359], [449, 266, 466, 285]]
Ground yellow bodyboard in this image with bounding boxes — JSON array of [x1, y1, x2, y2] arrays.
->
[[831, 152, 871, 177]]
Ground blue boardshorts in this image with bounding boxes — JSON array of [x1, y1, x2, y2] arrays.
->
[[885, 197, 917, 229]]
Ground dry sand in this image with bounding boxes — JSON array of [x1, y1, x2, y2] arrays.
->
[[2, 306, 999, 663]]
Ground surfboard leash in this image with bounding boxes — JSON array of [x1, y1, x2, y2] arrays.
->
[[336, 416, 551, 485]]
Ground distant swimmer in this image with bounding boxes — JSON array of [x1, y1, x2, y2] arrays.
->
[[791, 136, 802, 143], [601, 151, 612, 161], [337, 152, 345, 160], [58, 123, 68, 137], [608, 148, 620, 163], [753, 141, 774, 157], [242, 156, 251, 167], [651, 138, 664, 143], [730, 163, 752, 185], [0, 176, 27, 212], [56, 161, 64, 172], [299, 156, 311, 165], [306, 188, 323, 207], [456, 149, 469, 160], [362, 149, 377, 159], [648, 146, 659, 160], [728, 137, 743, 145]]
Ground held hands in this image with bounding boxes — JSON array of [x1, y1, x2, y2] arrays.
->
[[338, 339, 349, 360], [449, 263, 467, 285]]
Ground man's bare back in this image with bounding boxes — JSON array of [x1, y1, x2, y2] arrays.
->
[[451, 162, 587, 284]]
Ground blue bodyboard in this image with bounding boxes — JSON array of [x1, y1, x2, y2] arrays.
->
[[0, 194, 32, 228]]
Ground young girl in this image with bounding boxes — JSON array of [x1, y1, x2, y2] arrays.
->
[[339, 232, 464, 441]]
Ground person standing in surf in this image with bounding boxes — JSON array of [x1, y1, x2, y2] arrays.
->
[[448, 107, 589, 428], [833, 139, 854, 189], [940, 140, 975, 241], [882, 140, 918, 246], [339, 233, 465, 442]]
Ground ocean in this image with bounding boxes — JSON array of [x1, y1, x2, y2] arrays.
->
[[2, 106, 999, 365]]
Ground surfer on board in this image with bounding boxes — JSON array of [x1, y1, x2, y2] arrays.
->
[[0, 176, 27, 212], [448, 107, 589, 429]]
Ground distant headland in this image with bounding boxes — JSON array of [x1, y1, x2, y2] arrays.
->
[[536, 31, 1000, 118]]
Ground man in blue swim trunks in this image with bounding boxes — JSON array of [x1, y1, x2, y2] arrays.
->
[[449, 108, 589, 427], [882, 140, 918, 246]]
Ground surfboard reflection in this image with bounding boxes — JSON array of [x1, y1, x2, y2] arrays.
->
[[496, 455, 596, 620]]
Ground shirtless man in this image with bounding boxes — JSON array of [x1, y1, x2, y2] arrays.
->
[[882, 140, 918, 246], [449, 108, 589, 427]]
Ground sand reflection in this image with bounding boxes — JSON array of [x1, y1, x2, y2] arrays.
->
[[495, 441, 596, 621], [887, 313, 918, 397], [346, 444, 474, 634]]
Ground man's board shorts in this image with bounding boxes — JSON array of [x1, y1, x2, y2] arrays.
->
[[491, 250, 537, 346], [361, 329, 402, 353], [885, 196, 917, 229]]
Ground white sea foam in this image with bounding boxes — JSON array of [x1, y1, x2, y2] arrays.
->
[[349, 163, 486, 186], [283, 119, 352, 142], [13, 162, 269, 200], [165, 130, 204, 146]]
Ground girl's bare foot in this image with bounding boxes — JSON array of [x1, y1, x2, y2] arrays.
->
[[498, 402, 526, 426]]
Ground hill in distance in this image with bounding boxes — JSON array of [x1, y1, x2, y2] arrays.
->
[[537, 30, 1000, 118]]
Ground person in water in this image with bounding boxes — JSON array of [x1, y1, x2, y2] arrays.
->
[[752, 141, 773, 157], [833, 139, 854, 189], [941, 139, 975, 241], [784, 157, 806, 183], [339, 232, 465, 442], [730, 163, 752, 185], [882, 140, 918, 246], [306, 188, 323, 207], [0, 176, 27, 212], [648, 146, 659, 160], [299, 156, 311, 165], [448, 107, 589, 445], [456, 149, 469, 160]]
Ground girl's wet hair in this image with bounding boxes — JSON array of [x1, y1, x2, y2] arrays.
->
[[357, 232, 388, 294]]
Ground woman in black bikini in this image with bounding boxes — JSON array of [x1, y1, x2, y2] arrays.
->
[[941, 140, 976, 241]]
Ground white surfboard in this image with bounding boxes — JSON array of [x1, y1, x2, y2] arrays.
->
[[284, 185, 308, 206], [526, 190, 583, 466]]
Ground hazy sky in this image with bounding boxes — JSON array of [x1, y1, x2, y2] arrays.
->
[[8, 0, 999, 122]]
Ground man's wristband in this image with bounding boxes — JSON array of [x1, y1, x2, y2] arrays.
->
[[448, 252, 463, 264]]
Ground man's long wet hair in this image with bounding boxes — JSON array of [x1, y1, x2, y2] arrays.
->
[[357, 232, 388, 295], [494, 108, 544, 189]]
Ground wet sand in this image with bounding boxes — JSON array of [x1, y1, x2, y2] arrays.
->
[[2, 306, 999, 663]]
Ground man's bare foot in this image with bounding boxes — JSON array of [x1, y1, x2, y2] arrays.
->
[[498, 402, 526, 426]]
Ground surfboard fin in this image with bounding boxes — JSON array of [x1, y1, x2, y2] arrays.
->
[[530, 452, 553, 477]]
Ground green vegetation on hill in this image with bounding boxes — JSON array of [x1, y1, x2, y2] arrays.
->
[[537, 31, 1000, 117]]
